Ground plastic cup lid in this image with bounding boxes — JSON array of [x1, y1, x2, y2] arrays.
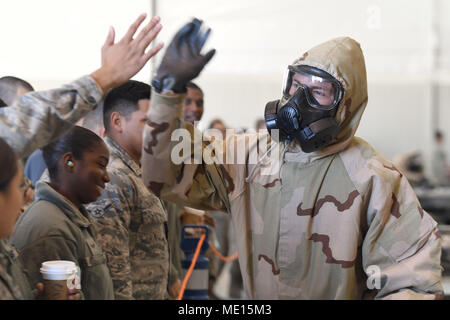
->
[[40, 260, 78, 277], [183, 207, 205, 216]]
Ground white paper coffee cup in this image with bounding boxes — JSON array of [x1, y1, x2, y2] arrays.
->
[[40, 260, 81, 300]]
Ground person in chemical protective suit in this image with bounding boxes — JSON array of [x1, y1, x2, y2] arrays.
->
[[141, 18, 443, 299]]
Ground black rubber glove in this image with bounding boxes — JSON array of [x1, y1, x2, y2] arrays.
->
[[152, 18, 216, 93]]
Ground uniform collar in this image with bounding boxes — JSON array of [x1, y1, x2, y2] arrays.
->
[[105, 137, 142, 177], [34, 181, 91, 228]]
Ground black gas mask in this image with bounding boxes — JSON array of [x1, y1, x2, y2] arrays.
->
[[264, 65, 344, 153]]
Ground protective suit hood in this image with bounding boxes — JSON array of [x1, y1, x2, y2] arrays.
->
[[282, 37, 368, 164]]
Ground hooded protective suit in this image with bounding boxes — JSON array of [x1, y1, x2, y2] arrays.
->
[[142, 37, 443, 299]]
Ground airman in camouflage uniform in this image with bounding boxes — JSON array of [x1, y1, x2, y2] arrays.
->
[[142, 35, 443, 299], [0, 13, 164, 299], [86, 137, 170, 299], [0, 75, 103, 299], [0, 75, 102, 159]]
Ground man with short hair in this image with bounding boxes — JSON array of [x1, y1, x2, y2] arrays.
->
[[183, 82, 204, 124], [86, 80, 170, 300], [0, 76, 34, 106], [1, 78, 45, 185]]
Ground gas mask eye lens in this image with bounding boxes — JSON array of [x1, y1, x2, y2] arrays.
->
[[291, 73, 336, 107], [283, 65, 343, 111], [311, 87, 335, 106]]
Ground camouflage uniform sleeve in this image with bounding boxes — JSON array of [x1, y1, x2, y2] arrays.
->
[[0, 75, 103, 158], [142, 90, 231, 212], [0, 240, 25, 300], [362, 169, 444, 299], [87, 173, 134, 300], [164, 201, 183, 286], [0, 279, 16, 300]]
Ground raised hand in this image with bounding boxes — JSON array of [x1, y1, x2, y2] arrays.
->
[[91, 13, 164, 94], [152, 18, 215, 93]]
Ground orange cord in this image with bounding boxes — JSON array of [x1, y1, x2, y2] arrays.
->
[[209, 241, 238, 262], [177, 233, 206, 300]]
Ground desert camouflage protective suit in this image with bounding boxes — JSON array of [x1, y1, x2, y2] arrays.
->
[[142, 37, 443, 299]]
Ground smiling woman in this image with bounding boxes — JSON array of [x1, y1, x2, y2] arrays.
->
[[10, 126, 115, 300], [41, 126, 110, 207]]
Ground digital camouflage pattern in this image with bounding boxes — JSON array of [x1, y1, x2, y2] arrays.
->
[[142, 37, 443, 299], [86, 138, 170, 300], [0, 75, 103, 159], [0, 240, 21, 300], [164, 200, 184, 287], [0, 240, 34, 300], [0, 75, 103, 299]]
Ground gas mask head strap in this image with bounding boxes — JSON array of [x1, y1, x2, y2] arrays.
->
[[299, 117, 338, 140]]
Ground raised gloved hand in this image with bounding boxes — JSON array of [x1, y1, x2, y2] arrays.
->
[[152, 18, 216, 94]]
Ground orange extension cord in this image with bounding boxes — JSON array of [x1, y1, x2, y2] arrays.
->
[[177, 233, 206, 300], [177, 234, 238, 300], [209, 242, 238, 262]]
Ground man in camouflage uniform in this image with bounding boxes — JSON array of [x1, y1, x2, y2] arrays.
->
[[86, 80, 170, 299], [0, 14, 163, 299], [141, 19, 443, 299]]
